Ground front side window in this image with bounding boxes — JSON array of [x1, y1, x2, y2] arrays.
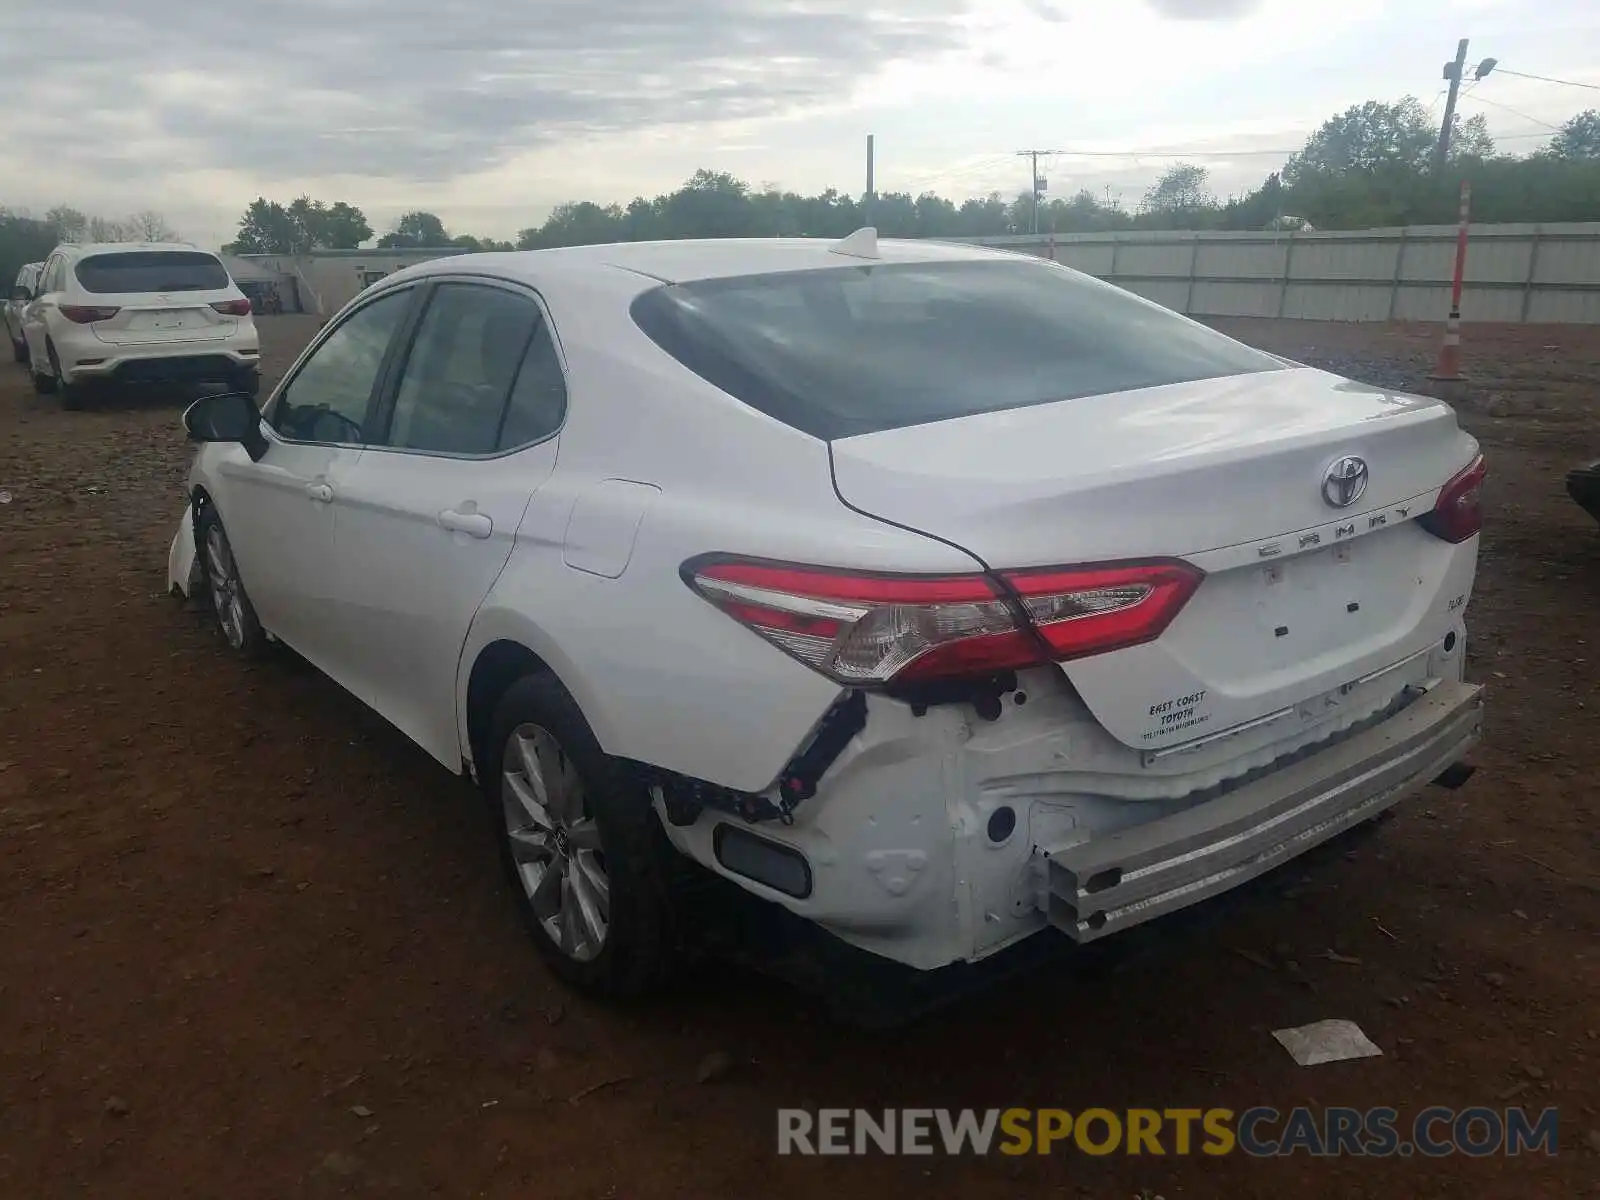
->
[[380, 283, 552, 456], [271, 288, 413, 444], [630, 258, 1284, 439], [73, 251, 230, 295]]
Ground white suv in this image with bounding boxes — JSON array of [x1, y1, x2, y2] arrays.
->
[[21, 242, 260, 409], [167, 235, 1484, 1001], [7, 261, 43, 363]]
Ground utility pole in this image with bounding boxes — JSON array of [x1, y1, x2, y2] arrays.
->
[[1435, 38, 1470, 171], [865, 134, 876, 225], [1015, 150, 1059, 235]]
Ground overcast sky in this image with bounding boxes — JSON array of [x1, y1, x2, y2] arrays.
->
[[3, 0, 1598, 249]]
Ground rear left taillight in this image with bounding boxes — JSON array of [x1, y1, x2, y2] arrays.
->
[[211, 299, 251, 316], [1418, 453, 1486, 543], [59, 305, 120, 324], [685, 556, 1204, 686]]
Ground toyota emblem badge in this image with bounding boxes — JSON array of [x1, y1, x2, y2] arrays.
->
[[1322, 456, 1369, 508]]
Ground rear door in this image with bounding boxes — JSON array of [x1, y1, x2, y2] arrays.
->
[[328, 278, 567, 769], [70, 250, 241, 345]]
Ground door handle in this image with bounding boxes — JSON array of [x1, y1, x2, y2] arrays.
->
[[305, 482, 334, 503], [439, 508, 493, 539]]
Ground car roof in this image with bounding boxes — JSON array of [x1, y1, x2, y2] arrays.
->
[[408, 236, 1012, 287], [56, 242, 212, 259]]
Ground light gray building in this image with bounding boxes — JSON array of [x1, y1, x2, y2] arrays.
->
[[233, 247, 469, 316]]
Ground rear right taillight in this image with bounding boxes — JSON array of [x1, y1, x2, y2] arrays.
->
[[59, 305, 120, 324], [1418, 453, 1486, 543], [685, 555, 1204, 686], [211, 299, 251, 316], [1005, 561, 1204, 661]]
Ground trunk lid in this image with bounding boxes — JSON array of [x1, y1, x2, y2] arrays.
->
[[90, 294, 236, 345], [830, 367, 1481, 751]]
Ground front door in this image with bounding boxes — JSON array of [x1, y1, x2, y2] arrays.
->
[[214, 285, 419, 682], [329, 279, 568, 768]]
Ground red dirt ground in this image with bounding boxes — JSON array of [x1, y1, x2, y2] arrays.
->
[[1, 316, 1597, 1199]]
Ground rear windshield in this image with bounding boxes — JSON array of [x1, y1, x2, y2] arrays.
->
[[74, 251, 230, 295], [630, 259, 1282, 439]]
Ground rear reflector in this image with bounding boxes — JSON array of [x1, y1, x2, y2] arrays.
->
[[210, 299, 251, 317], [713, 824, 812, 898], [1418, 453, 1486, 543], [685, 556, 1204, 686], [59, 305, 120, 324]]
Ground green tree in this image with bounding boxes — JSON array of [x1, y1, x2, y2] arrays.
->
[[377, 210, 452, 248], [224, 197, 371, 253], [1550, 109, 1600, 161], [0, 210, 59, 296], [1140, 163, 1220, 228], [1284, 97, 1494, 185], [317, 202, 373, 249], [225, 199, 301, 253]]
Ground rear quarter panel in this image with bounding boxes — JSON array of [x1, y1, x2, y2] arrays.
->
[[458, 264, 984, 793]]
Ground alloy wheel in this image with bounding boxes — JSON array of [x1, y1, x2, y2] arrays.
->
[[501, 723, 610, 962], [204, 523, 248, 651]]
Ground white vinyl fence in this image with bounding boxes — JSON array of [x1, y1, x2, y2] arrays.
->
[[962, 223, 1600, 324]]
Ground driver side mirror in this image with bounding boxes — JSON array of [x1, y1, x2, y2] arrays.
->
[[183, 391, 268, 462]]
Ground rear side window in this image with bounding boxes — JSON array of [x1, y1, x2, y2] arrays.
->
[[630, 259, 1283, 439], [74, 251, 230, 295], [380, 282, 564, 456]]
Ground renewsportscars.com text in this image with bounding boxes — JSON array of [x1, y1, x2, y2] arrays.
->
[[776, 1106, 1559, 1158]]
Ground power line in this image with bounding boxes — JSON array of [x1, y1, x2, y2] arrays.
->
[[1492, 67, 1600, 93], [1040, 146, 1300, 158], [897, 153, 1014, 196], [1464, 91, 1563, 131]]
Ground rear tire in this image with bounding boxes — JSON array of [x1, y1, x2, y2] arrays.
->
[[488, 674, 677, 1000], [229, 370, 261, 399], [31, 359, 56, 394], [45, 346, 84, 409]]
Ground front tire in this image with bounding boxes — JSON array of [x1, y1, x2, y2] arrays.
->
[[488, 674, 677, 999], [196, 504, 267, 658]]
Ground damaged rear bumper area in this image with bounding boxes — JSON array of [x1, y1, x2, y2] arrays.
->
[[1037, 679, 1484, 943]]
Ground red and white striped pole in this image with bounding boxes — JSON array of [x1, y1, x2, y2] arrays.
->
[[1430, 181, 1471, 384]]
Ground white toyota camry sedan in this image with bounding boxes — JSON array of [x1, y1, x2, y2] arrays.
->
[[168, 231, 1485, 999]]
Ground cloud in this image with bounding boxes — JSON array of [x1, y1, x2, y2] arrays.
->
[[1144, 0, 1260, 19], [0, 0, 971, 186]]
